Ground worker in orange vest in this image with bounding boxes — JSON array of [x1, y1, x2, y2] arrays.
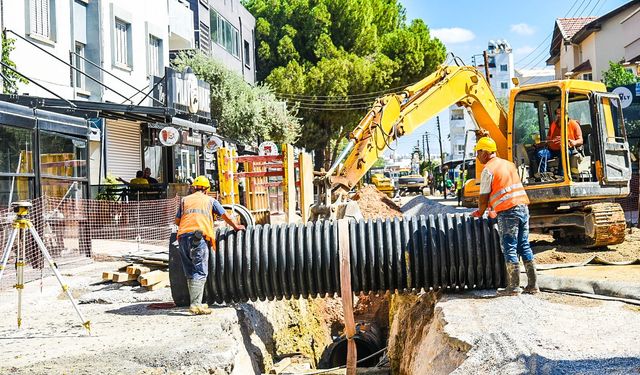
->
[[535, 106, 583, 177], [176, 176, 245, 314], [472, 137, 539, 296]]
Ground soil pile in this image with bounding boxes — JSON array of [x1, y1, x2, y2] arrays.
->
[[353, 185, 402, 219], [401, 195, 473, 217]]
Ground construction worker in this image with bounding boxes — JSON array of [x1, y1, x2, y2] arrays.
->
[[471, 137, 539, 296], [175, 176, 245, 314], [535, 106, 583, 177]]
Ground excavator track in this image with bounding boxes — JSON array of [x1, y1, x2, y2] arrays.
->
[[583, 202, 627, 248]]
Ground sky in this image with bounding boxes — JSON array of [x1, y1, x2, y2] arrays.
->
[[388, 0, 630, 158]]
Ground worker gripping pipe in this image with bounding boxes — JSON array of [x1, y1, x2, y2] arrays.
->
[[0, 201, 91, 334]]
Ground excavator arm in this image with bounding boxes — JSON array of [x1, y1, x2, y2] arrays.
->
[[328, 65, 508, 195]]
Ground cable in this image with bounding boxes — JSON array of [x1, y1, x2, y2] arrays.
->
[[302, 346, 389, 375], [275, 95, 383, 106]]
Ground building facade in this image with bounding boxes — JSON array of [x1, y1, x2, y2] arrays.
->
[[547, 1, 640, 81], [187, 0, 256, 84], [0, 0, 219, 203]]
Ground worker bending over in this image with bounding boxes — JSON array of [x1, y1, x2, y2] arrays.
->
[[176, 176, 245, 315], [472, 137, 539, 296]]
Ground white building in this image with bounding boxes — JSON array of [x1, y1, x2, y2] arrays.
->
[[515, 68, 555, 85]]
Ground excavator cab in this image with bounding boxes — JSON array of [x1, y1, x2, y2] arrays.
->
[[509, 80, 632, 246]]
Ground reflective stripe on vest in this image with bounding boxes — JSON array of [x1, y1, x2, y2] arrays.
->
[[484, 157, 530, 213], [177, 192, 216, 246]]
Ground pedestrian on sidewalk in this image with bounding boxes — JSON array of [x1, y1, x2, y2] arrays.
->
[[471, 137, 539, 296], [175, 176, 245, 315]]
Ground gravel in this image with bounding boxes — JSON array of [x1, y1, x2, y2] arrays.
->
[[401, 195, 473, 217]]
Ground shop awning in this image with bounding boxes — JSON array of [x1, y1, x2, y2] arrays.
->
[[171, 117, 216, 134]]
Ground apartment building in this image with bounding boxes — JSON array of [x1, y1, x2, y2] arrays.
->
[[187, 0, 256, 84], [0, 0, 217, 202], [547, 0, 640, 81]]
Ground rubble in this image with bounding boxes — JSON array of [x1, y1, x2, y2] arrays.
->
[[401, 195, 473, 217]]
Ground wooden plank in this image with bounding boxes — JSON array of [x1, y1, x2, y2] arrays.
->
[[338, 219, 357, 375], [145, 278, 170, 291], [126, 265, 151, 275], [139, 270, 169, 286], [112, 272, 138, 283], [235, 155, 283, 163], [236, 171, 284, 178], [102, 271, 114, 281]]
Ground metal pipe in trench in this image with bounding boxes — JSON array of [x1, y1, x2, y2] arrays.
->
[[169, 214, 506, 305]]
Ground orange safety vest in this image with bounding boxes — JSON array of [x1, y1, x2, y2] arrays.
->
[[484, 157, 530, 213], [548, 119, 579, 151], [177, 192, 217, 246]]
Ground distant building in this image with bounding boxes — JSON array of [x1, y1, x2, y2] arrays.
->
[[187, 0, 256, 84], [547, 0, 640, 81], [486, 40, 516, 98], [515, 68, 555, 85]]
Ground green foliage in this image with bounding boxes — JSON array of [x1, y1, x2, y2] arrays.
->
[[602, 61, 638, 88], [96, 175, 120, 201], [1, 35, 28, 93], [172, 51, 300, 144], [372, 157, 385, 169], [245, 0, 446, 166]]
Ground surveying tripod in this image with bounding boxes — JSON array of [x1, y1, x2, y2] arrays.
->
[[0, 201, 90, 334]]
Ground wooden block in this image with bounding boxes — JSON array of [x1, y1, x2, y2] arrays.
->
[[145, 278, 169, 291], [102, 271, 114, 281], [126, 265, 151, 275], [139, 270, 169, 286], [112, 272, 138, 283], [117, 263, 133, 272]]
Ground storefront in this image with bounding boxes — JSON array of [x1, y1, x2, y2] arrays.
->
[[0, 100, 90, 206]]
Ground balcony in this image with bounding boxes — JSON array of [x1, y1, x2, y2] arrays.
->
[[169, 0, 195, 50]]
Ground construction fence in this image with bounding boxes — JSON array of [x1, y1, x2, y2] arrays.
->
[[616, 170, 640, 225], [0, 196, 178, 290]]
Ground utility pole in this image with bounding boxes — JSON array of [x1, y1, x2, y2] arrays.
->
[[436, 116, 445, 197], [421, 134, 426, 163], [424, 132, 433, 195]]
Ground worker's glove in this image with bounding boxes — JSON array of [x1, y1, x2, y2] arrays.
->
[[471, 210, 482, 218]]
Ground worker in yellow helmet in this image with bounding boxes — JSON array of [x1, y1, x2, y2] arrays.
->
[[175, 175, 245, 315], [472, 137, 539, 296]]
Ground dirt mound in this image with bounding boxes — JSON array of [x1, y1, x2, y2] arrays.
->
[[353, 185, 402, 219]]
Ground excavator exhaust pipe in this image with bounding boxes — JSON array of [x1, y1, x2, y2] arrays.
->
[[170, 214, 506, 305]]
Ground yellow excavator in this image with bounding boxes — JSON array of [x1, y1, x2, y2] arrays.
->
[[311, 63, 631, 247]]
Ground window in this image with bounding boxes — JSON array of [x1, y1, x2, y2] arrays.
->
[[114, 18, 131, 67], [30, 0, 53, 40], [500, 64, 508, 72], [243, 40, 251, 67], [74, 42, 85, 89], [582, 73, 593, 81], [455, 144, 465, 153], [147, 35, 163, 76], [450, 109, 464, 120], [210, 10, 240, 58], [500, 82, 509, 89], [39, 132, 87, 199]]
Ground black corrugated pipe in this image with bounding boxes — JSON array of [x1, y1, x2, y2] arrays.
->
[[170, 214, 506, 306]]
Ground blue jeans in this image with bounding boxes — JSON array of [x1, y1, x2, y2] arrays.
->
[[496, 205, 534, 264], [535, 148, 561, 175], [179, 233, 209, 281]]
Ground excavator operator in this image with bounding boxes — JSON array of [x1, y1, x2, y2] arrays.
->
[[535, 106, 583, 177]]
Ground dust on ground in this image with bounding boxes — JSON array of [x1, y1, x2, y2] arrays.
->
[[531, 228, 640, 264], [353, 185, 403, 219]]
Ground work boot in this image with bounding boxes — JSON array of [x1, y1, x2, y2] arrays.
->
[[523, 260, 540, 294], [187, 279, 211, 315], [496, 262, 521, 296]]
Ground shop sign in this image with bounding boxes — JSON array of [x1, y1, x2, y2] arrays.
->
[[153, 67, 211, 119], [159, 126, 180, 146], [204, 135, 223, 152], [181, 131, 202, 146], [259, 141, 278, 156]]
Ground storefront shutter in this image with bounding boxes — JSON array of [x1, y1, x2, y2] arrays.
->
[[106, 119, 141, 181]]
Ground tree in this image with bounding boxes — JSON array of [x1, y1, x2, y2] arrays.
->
[[172, 51, 300, 144], [602, 61, 638, 88], [1, 35, 28, 93], [245, 0, 446, 168]]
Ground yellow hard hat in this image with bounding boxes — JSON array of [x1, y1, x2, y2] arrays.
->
[[474, 137, 497, 152], [192, 175, 211, 190]]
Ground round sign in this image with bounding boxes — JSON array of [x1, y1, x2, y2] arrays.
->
[[259, 141, 278, 156], [158, 126, 180, 146], [612, 86, 633, 108], [205, 135, 223, 152]]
